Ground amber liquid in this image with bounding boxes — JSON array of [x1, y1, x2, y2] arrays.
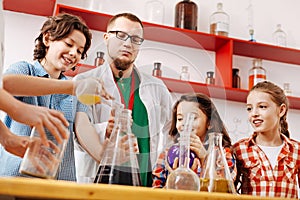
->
[[199, 178, 232, 193], [20, 170, 52, 179], [248, 74, 266, 90], [210, 23, 228, 36], [78, 94, 101, 105], [232, 74, 240, 88], [175, 0, 198, 30]]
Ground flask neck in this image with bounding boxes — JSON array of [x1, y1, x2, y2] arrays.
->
[[208, 132, 223, 149]]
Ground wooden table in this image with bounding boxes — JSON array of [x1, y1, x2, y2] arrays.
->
[[0, 177, 293, 200]]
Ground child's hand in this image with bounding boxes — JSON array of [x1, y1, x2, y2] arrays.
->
[[1, 133, 30, 158], [105, 115, 115, 138], [191, 157, 201, 173], [165, 157, 179, 173], [190, 134, 207, 159]]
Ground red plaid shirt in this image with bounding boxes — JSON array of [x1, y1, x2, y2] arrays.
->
[[233, 133, 300, 199]]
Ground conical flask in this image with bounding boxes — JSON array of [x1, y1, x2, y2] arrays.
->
[[200, 132, 236, 193], [94, 106, 141, 186], [166, 112, 200, 191]]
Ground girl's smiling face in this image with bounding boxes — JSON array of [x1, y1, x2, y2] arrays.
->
[[246, 90, 285, 135], [176, 101, 208, 142]]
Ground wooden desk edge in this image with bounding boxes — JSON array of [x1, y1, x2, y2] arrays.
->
[[0, 177, 292, 200]]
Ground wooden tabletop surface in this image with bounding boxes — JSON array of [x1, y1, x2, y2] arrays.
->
[[0, 177, 293, 200]]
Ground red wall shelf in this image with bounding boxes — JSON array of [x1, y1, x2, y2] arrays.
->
[[64, 63, 300, 110], [3, 0, 56, 16], [160, 77, 300, 110], [55, 4, 300, 87], [5, 2, 300, 110]]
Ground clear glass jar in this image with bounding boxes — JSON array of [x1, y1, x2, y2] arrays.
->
[[174, 0, 198, 31], [180, 66, 190, 81], [232, 68, 241, 88], [209, 2, 229, 36], [145, 0, 164, 24], [273, 24, 287, 47], [152, 62, 162, 77], [248, 58, 266, 90]]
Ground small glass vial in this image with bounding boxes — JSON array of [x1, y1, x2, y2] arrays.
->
[[273, 24, 287, 47], [94, 51, 105, 67], [232, 68, 241, 88], [152, 62, 162, 77], [180, 66, 190, 81], [283, 83, 292, 96], [248, 59, 266, 90], [249, 28, 256, 42], [174, 0, 198, 31], [209, 2, 229, 36], [206, 71, 215, 85]]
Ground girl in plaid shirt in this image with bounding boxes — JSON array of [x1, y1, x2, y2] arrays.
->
[[234, 81, 300, 198], [152, 93, 235, 188]]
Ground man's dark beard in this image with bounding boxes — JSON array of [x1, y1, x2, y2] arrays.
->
[[113, 58, 134, 71]]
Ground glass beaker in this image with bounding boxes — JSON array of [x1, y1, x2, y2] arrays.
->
[[94, 108, 141, 186], [166, 112, 200, 191], [19, 127, 69, 179], [199, 132, 236, 193], [75, 78, 102, 105]]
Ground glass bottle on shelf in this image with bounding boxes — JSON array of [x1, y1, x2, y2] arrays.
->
[[166, 112, 200, 191], [94, 51, 105, 67], [145, 0, 164, 24], [200, 132, 236, 193], [273, 24, 287, 47], [232, 68, 241, 88], [152, 62, 162, 77], [94, 107, 141, 186], [174, 0, 198, 31], [180, 66, 190, 81], [248, 58, 266, 90], [249, 28, 256, 42], [206, 71, 215, 85], [209, 2, 229, 36]]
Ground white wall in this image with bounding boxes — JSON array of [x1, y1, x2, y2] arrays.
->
[[2, 0, 300, 142]]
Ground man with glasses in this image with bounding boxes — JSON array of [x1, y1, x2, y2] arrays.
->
[[74, 13, 173, 187]]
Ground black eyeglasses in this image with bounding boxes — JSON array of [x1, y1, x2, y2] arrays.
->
[[108, 31, 144, 45]]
